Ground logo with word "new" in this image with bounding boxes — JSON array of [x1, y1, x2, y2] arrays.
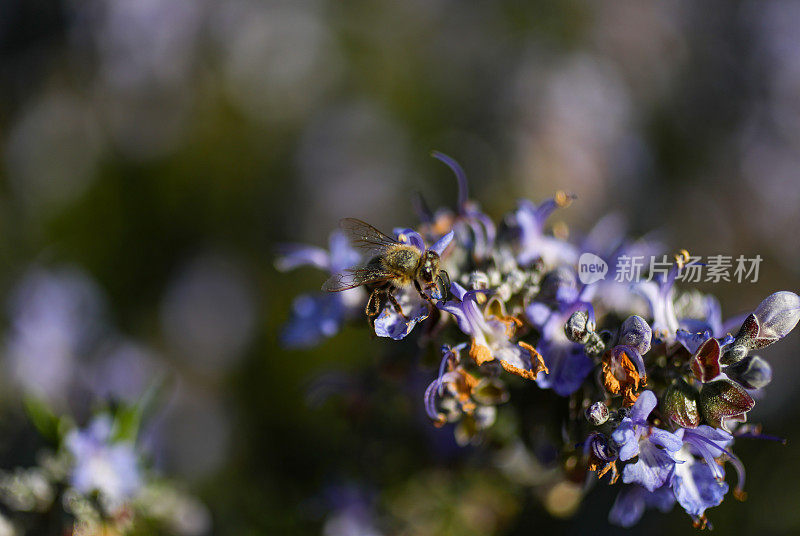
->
[[578, 253, 608, 285]]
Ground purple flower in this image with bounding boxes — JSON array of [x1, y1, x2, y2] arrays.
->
[[535, 312, 594, 396], [439, 283, 546, 380], [423, 344, 509, 444], [677, 425, 745, 498], [680, 295, 724, 339], [611, 391, 682, 492], [526, 269, 595, 396], [276, 231, 360, 274], [280, 152, 793, 528], [392, 227, 454, 265], [277, 231, 362, 348], [423, 344, 467, 423], [675, 329, 715, 356], [65, 416, 142, 506], [670, 427, 731, 520], [455, 202, 497, 262], [635, 262, 743, 352], [671, 457, 728, 521], [676, 295, 738, 356], [599, 317, 652, 403], [429, 151, 496, 261], [373, 287, 429, 340], [609, 484, 675, 528], [391, 227, 427, 254], [632, 264, 680, 342], [510, 194, 578, 267], [428, 370, 502, 446], [581, 215, 664, 313]]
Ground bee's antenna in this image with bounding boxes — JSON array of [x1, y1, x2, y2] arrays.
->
[[430, 150, 468, 213]]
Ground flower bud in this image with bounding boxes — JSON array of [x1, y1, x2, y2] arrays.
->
[[753, 291, 800, 342], [565, 311, 594, 343], [700, 379, 755, 429], [588, 433, 617, 463], [619, 315, 652, 355], [662, 379, 701, 428], [725, 355, 773, 390], [733, 292, 800, 352], [690, 337, 721, 382], [720, 343, 748, 366], [586, 402, 609, 426], [584, 332, 607, 359]]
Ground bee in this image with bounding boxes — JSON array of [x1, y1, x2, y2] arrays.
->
[[322, 218, 450, 330]]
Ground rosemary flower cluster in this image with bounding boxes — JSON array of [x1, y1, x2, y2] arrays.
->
[[0, 406, 209, 535], [279, 153, 800, 528]]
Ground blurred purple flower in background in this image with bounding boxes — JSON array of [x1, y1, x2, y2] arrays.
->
[[4, 267, 106, 406], [4, 92, 105, 212], [161, 253, 257, 372], [608, 484, 675, 528], [88, 338, 164, 404], [322, 485, 383, 536], [277, 231, 361, 347]]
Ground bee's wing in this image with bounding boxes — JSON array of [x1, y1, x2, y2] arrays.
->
[[340, 218, 399, 254], [322, 266, 393, 292]]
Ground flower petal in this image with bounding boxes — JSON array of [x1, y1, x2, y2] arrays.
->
[[373, 300, 428, 340], [630, 390, 657, 424], [609, 486, 647, 528], [648, 428, 683, 453], [622, 441, 677, 492], [430, 230, 455, 256], [672, 454, 728, 517], [612, 419, 639, 461]]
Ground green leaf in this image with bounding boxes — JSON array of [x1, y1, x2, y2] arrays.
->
[[112, 373, 171, 443], [23, 396, 61, 444]]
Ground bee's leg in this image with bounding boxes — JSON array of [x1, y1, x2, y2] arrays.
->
[[386, 291, 409, 320], [414, 280, 437, 308], [435, 270, 450, 301], [365, 289, 383, 331], [369, 314, 377, 334]]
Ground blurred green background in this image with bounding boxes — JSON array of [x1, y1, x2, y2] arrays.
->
[[1, 0, 799, 534]]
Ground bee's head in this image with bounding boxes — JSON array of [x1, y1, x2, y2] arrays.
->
[[418, 251, 440, 285]]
